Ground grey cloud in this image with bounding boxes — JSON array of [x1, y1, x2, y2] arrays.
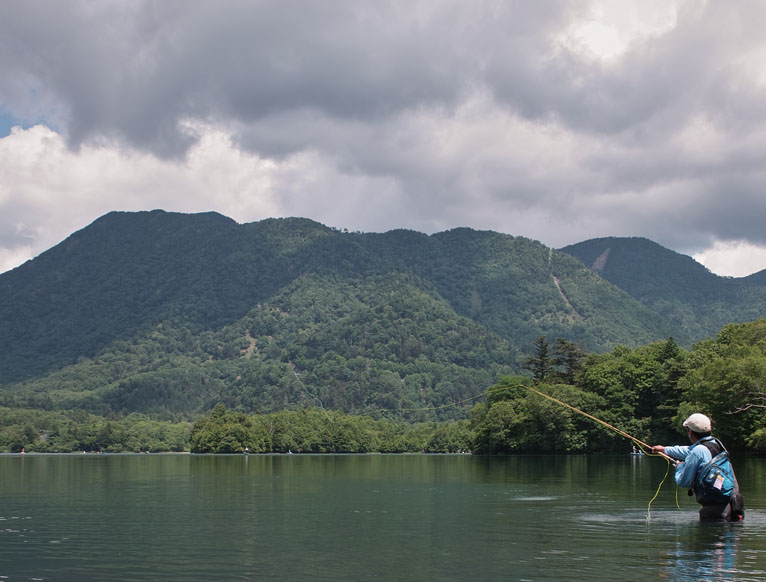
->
[[3, 1, 765, 155], [3, 0, 766, 270], [1, 1, 576, 156], [0, 2, 451, 154], [691, 176, 766, 245], [0, 202, 40, 248]]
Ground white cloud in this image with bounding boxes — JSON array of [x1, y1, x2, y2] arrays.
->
[[694, 241, 766, 278], [0, 121, 446, 273], [0, 123, 285, 272], [557, 0, 683, 63], [0, 245, 37, 275]]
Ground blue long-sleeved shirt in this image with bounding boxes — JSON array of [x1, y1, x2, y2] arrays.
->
[[663, 436, 717, 488]]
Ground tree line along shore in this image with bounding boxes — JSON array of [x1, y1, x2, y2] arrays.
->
[[2, 319, 764, 455]]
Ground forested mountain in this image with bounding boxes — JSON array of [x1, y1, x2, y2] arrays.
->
[[1, 211, 764, 420], [560, 237, 766, 341]]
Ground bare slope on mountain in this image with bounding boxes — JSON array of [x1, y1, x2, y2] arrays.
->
[[561, 237, 766, 341], [355, 228, 677, 350]]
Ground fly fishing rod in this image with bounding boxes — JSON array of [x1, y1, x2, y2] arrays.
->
[[517, 383, 677, 464], [385, 381, 675, 464], [401, 381, 679, 516]]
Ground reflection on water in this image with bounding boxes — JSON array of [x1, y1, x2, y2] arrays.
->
[[661, 522, 744, 581], [659, 515, 766, 582], [0, 454, 764, 581]]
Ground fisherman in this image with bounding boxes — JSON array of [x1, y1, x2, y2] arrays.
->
[[651, 413, 744, 521]]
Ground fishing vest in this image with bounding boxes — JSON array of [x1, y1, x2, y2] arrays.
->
[[693, 438, 735, 505]]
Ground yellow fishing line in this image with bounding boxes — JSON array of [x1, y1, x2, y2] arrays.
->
[[647, 460, 670, 520], [515, 384, 682, 516], [398, 391, 487, 412]]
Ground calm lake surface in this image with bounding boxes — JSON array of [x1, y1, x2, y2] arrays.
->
[[1, 454, 765, 581]]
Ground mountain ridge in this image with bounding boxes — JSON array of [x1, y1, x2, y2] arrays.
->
[[2, 210, 765, 418]]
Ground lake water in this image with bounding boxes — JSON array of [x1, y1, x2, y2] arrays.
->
[[1, 454, 765, 581]]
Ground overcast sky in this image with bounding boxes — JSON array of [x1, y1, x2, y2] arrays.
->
[[2, 0, 766, 277]]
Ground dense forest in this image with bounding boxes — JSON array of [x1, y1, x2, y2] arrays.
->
[[3, 210, 766, 424], [3, 319, 764, 454]]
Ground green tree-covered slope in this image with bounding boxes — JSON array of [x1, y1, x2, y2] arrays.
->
[[0, 211, 342, 383]]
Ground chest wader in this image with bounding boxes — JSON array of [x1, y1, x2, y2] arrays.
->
[[693, 439, 744, 521]]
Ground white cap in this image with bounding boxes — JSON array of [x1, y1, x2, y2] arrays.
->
[[683, 413, 712, 433]]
